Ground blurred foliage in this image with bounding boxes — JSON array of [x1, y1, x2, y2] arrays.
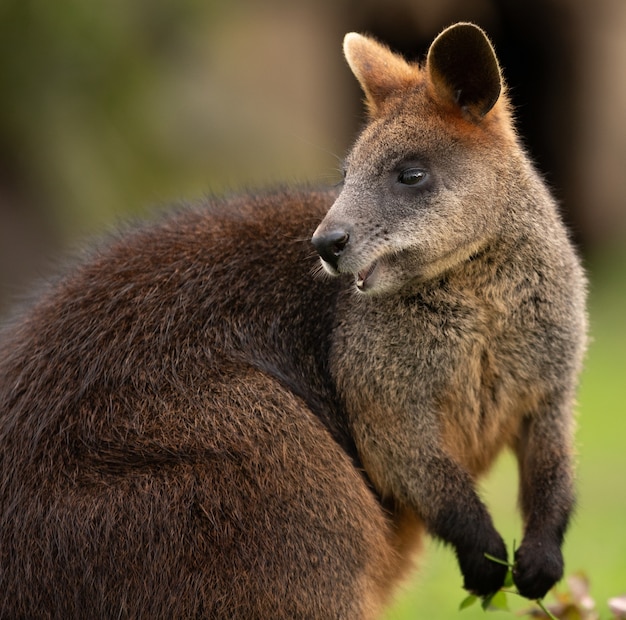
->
[[0, 0, 221, 234], [0, 0, 347, 259]]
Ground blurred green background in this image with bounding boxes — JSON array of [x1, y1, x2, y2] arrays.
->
[[1, 0, 624, 617]]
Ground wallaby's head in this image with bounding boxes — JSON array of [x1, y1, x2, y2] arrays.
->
[[312, 23, 521, 295]]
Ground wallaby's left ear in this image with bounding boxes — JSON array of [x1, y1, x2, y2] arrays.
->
[[427, 23, 502, 120], [343, 32, 417, 116]]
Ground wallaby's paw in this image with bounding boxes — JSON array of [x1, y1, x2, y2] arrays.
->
[[513, 539, 563, 600], [458, 532, 508, 596]]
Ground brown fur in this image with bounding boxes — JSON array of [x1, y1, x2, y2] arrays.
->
[[0, 23, 586, 618]]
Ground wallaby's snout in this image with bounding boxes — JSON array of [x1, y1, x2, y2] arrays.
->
[[311, 228, 350, 272]]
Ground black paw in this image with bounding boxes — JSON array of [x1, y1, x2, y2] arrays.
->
[[513, 538, 563, 600], [457, 532, 508, 596]]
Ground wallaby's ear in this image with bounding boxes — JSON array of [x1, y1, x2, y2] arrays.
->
[[343, 32, 417, 116], [426, 23, 502, 120]]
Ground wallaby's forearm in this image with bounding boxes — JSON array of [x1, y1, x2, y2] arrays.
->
[[513, 407, 577, 599]]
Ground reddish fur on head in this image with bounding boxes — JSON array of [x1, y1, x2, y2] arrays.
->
[[343, 24, 514, 139]]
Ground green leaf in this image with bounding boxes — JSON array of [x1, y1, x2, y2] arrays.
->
[[488, 591, 510, 611], [459, 594, 478, 611], [481, 593, 495, 611]]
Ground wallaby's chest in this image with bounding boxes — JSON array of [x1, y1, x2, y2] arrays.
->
[[330, 279, 538, 471]]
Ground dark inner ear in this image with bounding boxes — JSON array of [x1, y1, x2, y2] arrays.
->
[[428, 23, 501, 117]]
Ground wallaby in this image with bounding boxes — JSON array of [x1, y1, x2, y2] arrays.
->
[[0, 23, 586, 619]]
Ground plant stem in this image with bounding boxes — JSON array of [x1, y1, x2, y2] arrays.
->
[[483, 553, 513, 568], [535, 598, 559, 620]]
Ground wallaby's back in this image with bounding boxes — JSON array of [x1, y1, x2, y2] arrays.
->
[[0, 189, 415, 618]]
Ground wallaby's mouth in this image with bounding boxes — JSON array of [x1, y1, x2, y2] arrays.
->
[[356, 261, 378, 291]]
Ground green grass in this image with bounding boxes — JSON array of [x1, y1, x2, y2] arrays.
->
[[385, 247, 626, 619]]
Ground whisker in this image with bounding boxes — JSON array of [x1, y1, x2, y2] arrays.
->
[[310, 260, 329, 281]]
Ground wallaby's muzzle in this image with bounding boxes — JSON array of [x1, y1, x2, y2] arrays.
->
[[311, 228, 350, 272]]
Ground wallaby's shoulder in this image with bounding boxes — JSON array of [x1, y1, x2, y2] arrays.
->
[[101, 184, 337, 263], [0, 184, 342, 430], [1, 184, 337, 310]]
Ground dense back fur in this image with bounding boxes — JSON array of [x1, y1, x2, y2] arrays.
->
[[0, 190, 409, 618], [0, 24, 586, 619]]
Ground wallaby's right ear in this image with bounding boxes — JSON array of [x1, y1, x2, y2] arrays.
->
[[343, 32, 417, 116], [426, 23, 502, 120]]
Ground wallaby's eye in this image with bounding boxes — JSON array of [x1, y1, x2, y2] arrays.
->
[[397, 168, 428, 186]]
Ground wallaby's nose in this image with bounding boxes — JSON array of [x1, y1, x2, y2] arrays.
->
[[311, 229, 350, 271]]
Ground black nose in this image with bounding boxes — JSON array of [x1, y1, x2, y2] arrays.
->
[[311, 229, 350, 271]]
